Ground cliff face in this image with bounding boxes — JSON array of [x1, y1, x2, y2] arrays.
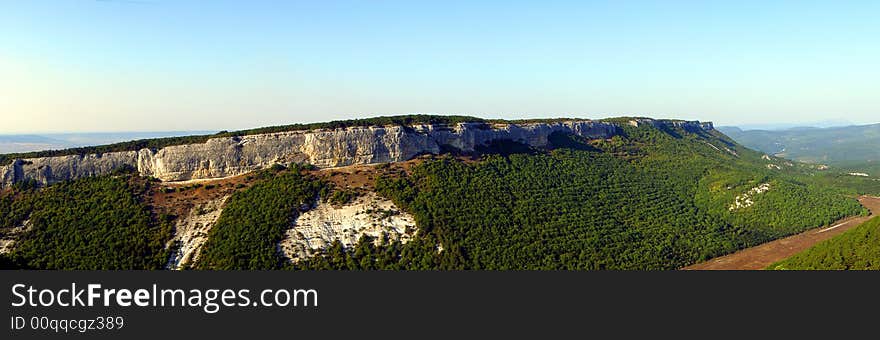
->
[[628, 118, 715, 131], [0, 119, 709, 187]]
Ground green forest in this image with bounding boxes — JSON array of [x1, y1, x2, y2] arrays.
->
[[0, 174, 171, 269], [769, 217, 880, 270]]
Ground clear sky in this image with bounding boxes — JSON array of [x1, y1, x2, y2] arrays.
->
[[1, 0, 878, 133]]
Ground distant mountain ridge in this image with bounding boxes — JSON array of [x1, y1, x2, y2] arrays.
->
[[0, 135, 70, 154], [718, 123, 880, 173], [729, 119, 855, 131], [0, 131, 216, 154]]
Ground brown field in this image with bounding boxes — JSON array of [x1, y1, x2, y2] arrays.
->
[[147, 173, 256, 219], [682, 196, 880, 270]]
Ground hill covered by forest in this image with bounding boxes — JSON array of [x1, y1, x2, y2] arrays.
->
[[295, 123, 874, 270], [1, 116, 877, 270]]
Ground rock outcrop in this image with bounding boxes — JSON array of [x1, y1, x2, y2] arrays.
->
[[0, 218, 31, 255], [279, 192, 416, 262], [164, 195, 229, 270], [0, 118, 712, 187]]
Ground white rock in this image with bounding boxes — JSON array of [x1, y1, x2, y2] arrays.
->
[[280, 192, 416, 262], [0, 219, 31, 255], [165, 195, 229, 269], [729, 183, 771, 211]]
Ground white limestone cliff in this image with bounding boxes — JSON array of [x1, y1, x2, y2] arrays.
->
[[0, 119, 712, 187]]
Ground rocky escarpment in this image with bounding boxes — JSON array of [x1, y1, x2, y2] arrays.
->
[[628, 118, 714, 131], [0, 118, 712, 187]]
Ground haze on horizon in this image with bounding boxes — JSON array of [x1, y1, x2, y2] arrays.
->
[[1, 1, 878, 134]]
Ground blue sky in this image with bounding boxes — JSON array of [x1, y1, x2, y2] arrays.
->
[[1, 0, 877, 133]]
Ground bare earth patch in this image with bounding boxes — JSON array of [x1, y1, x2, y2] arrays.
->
[[147, 173, 256, 269]]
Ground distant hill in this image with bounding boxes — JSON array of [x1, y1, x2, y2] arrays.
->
[[718, 124, 880, 174], [0, 131, 216, 154], [0, 135, 69, 153], [731, 119, 854, 131]]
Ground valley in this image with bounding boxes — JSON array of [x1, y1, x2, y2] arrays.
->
[[719, 123, 880, 175]]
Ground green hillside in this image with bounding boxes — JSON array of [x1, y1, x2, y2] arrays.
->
[[0, 173, 171, 269], [769, 217, 880, 270], [1, 117, 874, 270]]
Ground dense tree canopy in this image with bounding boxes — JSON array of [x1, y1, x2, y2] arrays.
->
[[0, 175, 171, 269]]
